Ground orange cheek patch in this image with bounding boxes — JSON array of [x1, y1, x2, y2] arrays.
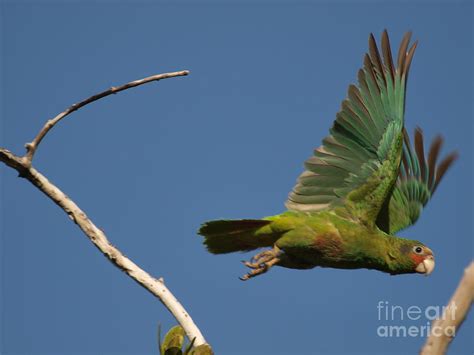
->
[[410, 254, 425, 265]]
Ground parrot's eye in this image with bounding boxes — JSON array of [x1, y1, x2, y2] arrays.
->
[[413, 246, 423, 254]]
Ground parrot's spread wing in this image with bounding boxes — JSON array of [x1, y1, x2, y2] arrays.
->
[[376, 128, 458, 234], [286, 31, 417, 225]]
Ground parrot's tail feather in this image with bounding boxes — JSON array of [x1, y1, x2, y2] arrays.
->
[[198, 219, 280, 254]]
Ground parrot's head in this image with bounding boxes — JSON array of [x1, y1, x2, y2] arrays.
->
[[398, 240, 435, 276]]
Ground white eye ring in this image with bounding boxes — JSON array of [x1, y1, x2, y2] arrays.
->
[[413, 246, 424, 254]]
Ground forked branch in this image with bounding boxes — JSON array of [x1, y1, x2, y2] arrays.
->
[[0, 71, 208, 347]]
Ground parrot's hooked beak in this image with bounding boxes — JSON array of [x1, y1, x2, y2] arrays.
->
[[415, 252, 435, 276]]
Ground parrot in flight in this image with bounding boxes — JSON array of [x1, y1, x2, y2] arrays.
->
[[198, 31, 458, 280]]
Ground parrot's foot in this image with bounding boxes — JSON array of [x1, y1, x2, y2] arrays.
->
[[239, 246, 281, 281]]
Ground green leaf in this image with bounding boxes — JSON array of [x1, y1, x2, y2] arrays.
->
[[161, 326, 186, 354]]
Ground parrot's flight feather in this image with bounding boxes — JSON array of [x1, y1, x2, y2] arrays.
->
[[378, 128, 458, 234], [286, 31, 417, 226]]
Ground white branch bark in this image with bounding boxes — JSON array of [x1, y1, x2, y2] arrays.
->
[[420, 261, 474, 355], [0, 70, 208, 347]]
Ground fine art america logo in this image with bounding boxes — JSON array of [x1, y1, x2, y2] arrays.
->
[[376, 301, 457, 338]]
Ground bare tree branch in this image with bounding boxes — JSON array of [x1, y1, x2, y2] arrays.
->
[[420, 261, 474, 355], [1, 71, 208, 347], [24, 70, 189, 165]]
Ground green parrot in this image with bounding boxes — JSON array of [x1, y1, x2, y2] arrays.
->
[[198, 31, 458, 280]]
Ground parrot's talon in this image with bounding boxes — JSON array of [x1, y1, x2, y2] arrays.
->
[[243, 260, 265, 269], [250, 248, 280, 264], [243, 261, 255, 268], [240, 246, 281, 280], [241, 260, 259, 269]]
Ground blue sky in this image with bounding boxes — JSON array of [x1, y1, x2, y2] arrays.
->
[[1, 1, 472, 354]]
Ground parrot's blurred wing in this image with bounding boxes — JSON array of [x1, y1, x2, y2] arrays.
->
[[376, 128, 458, 234], [286, 30, 417, 225]]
